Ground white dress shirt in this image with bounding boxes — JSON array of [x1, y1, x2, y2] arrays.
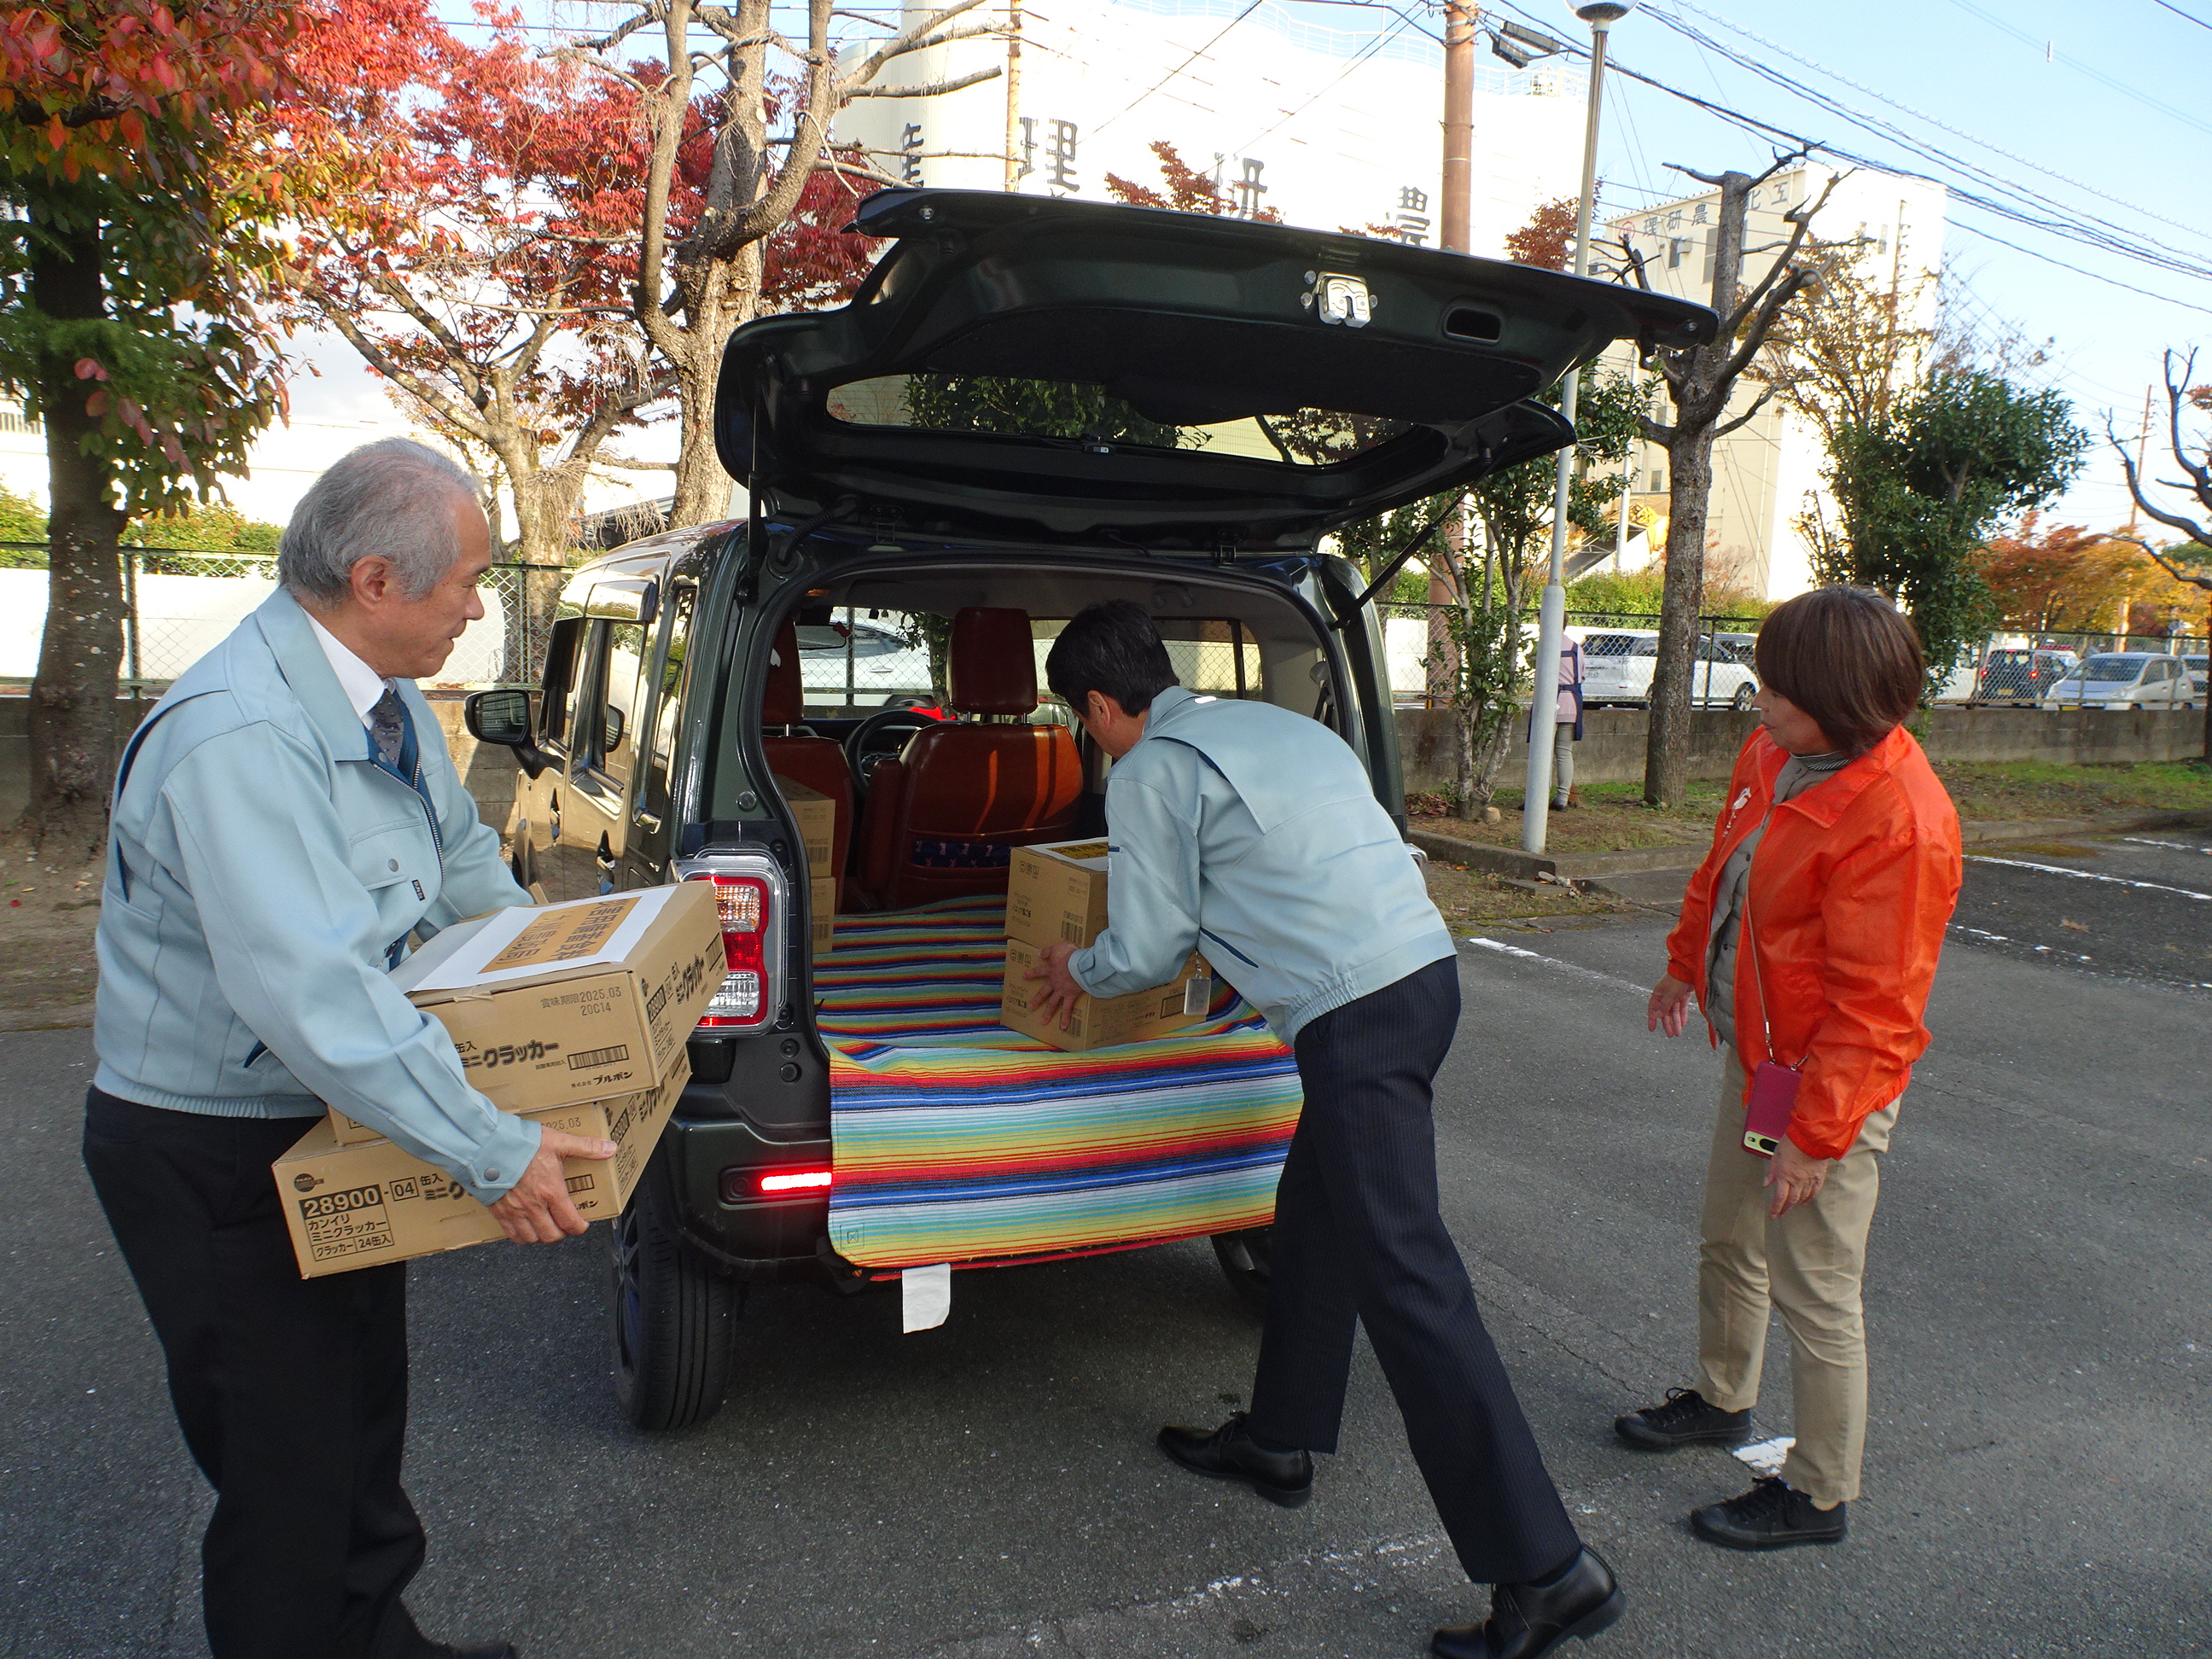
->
[[305, 613, 395, 731]]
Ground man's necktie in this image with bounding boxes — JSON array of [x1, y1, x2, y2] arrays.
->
[[370, 685, 405, 770]]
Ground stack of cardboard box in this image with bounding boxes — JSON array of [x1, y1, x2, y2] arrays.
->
[[276, 882, 725, 1278], [999, 838, 1214, 1052], [777, 777, 838, 959]]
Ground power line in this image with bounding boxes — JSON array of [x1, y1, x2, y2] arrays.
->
[[1090, 1, 1266, 139], [1480, 0, 2212, 312], [1663, 0, 2212, 254], [2154, 0, 2212, 30], [1932, 0, 2212, 141]]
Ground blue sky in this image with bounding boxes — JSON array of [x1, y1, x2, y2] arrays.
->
[[1437, 0, 2205, 533]]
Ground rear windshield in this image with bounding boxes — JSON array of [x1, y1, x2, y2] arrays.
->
[[1584, 634, 1658, 658], [2081, 657, 2146, 681], [824, 374, 1410, 465]]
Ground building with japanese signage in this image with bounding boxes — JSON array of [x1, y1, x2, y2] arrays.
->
[[837, 0, 1585, 254], [1601, 162, 1948, 602]]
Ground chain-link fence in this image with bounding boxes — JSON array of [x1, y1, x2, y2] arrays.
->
[[0, 546, 568, 690], [1380, 600, 2211, 713]]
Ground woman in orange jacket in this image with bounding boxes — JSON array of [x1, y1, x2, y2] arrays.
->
[[1615, 587, 1963, 1551]]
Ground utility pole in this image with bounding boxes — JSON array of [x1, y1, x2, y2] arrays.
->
[[1428, 2, 1478, 712], [1441, 3, 1474, 255], [1522, 3, 1628, 853], [1003, 0, 1023, 192], [2127, 384, 2152, 536]]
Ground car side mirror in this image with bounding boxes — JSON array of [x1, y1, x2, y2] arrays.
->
[[602, 704, 626, 754], [464, 688, 551, 780]]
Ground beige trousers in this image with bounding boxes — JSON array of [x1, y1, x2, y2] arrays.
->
[[1696, 1052, 1898, 1505]]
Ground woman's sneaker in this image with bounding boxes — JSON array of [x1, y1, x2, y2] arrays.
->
[[1690, 1476, 1848, 1550], [1613, 1388, 1751, 1450]]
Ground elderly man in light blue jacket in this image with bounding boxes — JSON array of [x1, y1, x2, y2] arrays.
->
[[84, 439, 599, 1659], [1026, 602, 1621, 1659]]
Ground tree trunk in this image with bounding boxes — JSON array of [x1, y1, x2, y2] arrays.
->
[[1453, 705, 1476, 818], [1644, 428, 1714, 806], [23, 210, 128, 861], [666, 251, 742, 526]]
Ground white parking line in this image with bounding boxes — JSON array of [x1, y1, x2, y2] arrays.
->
[[1460, 935, 1650, 996], [1965, 854, 2212, 901], [2119, 836, 2212, 853]]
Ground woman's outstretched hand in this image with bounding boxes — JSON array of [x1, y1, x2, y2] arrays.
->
[[1647, 973, 1695, 1039]]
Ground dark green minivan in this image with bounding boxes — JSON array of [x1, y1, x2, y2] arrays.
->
[[466, 189, 1712, 1429]]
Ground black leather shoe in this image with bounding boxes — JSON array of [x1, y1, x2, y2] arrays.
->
[[1432, 1546, 1625, 1659], [1690, 1476, 1847, 1551], [1156, 1412, 1313, 1508], [1614, 1387, 1751, 1451]]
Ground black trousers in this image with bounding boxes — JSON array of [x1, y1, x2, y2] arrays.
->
[[81, 1089, 430, 1659], [1246, 957, 1581, 1586]]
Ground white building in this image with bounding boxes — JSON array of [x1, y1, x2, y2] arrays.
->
[[840, 0, 1585, 252], [1599, 162, 1948, 604]]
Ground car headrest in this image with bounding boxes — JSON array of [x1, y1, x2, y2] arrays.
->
[[763, 620, 803, 726], [947, 607, 1037, 716]]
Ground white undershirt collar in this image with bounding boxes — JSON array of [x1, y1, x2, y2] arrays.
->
[[305, 612, 396, 731]]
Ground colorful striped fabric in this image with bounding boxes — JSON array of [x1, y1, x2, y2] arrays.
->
[[820, 895, 1302, 1269]]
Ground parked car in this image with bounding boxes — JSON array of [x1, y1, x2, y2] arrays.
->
[[795, 615, 935, 707], [1579, 629, 1759, 709], [1977, 646, 2078, 705], [463, 188, 1714, 1429], [2038, 652, 2196, 710], [2185, 654, 2208, 701]]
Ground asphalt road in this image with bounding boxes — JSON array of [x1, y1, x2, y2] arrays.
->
[[3, 838, 2207, 1659]]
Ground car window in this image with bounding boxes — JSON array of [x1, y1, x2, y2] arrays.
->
[[540, 616, 584, 751], [647, 584, 696, 804], [2083, 657, 2143, 682], [824, 373, 1412, 468], [1582, 633, 1640, 657], [591, 620, 649, 788]]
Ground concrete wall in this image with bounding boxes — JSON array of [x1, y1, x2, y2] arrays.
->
[[0, 692, 519, 831], [1395, 705, 2209, 795]]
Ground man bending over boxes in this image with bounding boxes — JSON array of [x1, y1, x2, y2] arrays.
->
[[84, 440, 601, 1659], [1025, 602, 1625, 1659]]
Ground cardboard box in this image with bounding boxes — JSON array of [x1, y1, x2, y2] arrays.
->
[[777, 777, 837, 876], [1006, 838, 1113, 948], [1001, 939, 1214, 1051], [387, 882, 723, 1115], [810, 873, 836, 959], [275, 1057, 689, 1278]]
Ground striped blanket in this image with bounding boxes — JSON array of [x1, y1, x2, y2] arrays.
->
[[818, 895, 1301, 1270]]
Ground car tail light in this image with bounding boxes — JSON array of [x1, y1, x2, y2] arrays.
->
[[679, 851, 788, 1033], [757, 1168, 833, 1194]]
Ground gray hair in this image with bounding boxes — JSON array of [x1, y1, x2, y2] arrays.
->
[[278, 438, 480, 605]]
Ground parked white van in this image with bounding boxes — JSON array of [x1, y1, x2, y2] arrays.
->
[[2038, 653, 2196, 711], [1580, 629, 1759, 709]]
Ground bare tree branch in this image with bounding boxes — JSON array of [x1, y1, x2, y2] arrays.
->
[[845, 65, 1003, 98]]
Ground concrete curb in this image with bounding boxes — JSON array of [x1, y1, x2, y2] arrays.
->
[[1411, 806, 2212, 895]]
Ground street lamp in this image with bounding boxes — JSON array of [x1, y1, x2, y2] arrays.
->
[[1521, 0, 1634, 854]]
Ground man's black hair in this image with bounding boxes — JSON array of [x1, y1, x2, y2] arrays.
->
[[1045, 600, 1179, 718]]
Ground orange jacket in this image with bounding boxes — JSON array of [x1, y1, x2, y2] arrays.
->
[[1664, 725, 1963, 1160]]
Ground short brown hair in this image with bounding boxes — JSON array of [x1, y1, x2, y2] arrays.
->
[[1754, 587, 1923, 757]]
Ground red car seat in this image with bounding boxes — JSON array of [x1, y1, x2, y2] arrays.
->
[[853, 607, 1081, 911], [761, 620, 853, 906]]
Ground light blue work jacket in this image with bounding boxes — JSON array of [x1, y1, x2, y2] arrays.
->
[[92, 586, 541, 1202], [1071, 685, 1454, 1045]]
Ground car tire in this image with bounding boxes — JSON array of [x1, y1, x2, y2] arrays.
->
[[1730, 684, 1755, 712], [612, 1150, 740, 1432], [1211, 1226, 1275, 1314]]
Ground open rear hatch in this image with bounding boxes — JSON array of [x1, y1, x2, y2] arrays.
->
[[717, 189, 1717, 550]]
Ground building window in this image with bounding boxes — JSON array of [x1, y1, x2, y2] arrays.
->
[[0, 409, 39, 436], [1668, 238, 1685, 269]]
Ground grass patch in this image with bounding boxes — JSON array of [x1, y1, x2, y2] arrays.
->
[[1423, 859, 1627, 926], [1934, 759, 2212, 820], [1410, 777, 1725, 854]]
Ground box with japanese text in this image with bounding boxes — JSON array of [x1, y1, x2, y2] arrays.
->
[[275, 1057, 688, 1278], [386, 882, 720, 1115], [1000, 940, 1213, 1052], [1005, 838, 1113, 949]]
